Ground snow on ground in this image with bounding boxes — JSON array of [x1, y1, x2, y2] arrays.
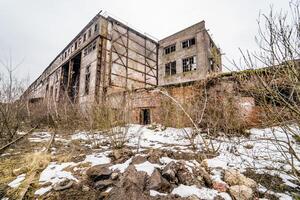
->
[[35, 162, 78, 196], [134, 161, 161, 176], [109, 157, 132, 173], [71, 132, 90, 141], [8, 173, 26, 188], [25, 124, 299, 198], [28, 132, 51, 142], [39, 162, 78, 185], [84, 153, 111, 166], [206, 125, 300, 187], [126, 125, 192, 151], [171, 184, 231, 200], [150, 190, 167, 196]]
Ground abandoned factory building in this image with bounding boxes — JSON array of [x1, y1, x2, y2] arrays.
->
[[23, 12, 222, 125]]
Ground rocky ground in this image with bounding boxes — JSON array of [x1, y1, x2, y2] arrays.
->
[[0, 124, 299, 200]]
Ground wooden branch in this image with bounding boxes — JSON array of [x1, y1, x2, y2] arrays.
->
[[0, 127, 36, 154]]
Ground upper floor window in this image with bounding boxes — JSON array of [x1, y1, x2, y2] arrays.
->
[[164, 44, 176, 55], [83, 33, 87, 42], [165, 61, 176, 76], [83, 40, 97, 57], [84, 65, 91, 95], [182, 38, 196, 48], [182, 56, 196, 72], [88, 28, 92, 37], [94, 24, 98, 33]]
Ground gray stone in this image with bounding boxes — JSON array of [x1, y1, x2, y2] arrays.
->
[[86, 164, 112, 182], [229, 185, 253, 200]]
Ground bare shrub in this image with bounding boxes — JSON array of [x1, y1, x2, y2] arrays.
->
[[194, 80, 248, 137], [0, 55, 27, 145], [237, 0, 300, 182]]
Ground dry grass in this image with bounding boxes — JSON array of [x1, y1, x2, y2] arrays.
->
[[0, 152, 51, 199]]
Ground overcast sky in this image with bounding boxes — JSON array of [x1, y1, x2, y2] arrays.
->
[[0, 0, 291, 84]]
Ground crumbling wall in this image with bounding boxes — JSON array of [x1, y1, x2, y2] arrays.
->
[[158, 21, 220, 86], [104, 18, 158, 97]]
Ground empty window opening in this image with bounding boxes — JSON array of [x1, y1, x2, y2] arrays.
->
[[85, 65, 91, 95], [209, 58, 215, 72], [68, 53, 81, 103], [94, 24, 98, 33], [164, 44, 176, 55], [182, 38, 196, 48], [140, 109, 151, 125], [61, 62, 69, 93], [165, 61, 176, 76], [88, 28, 92, 37], [182, 56, 197, 72], [84, 40, 97, 57]]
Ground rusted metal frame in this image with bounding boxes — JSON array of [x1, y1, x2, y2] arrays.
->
[[111, 49, 157, 71], [145, 64, 156, 77], [126, 28, 129, 89], [111, 72, 156, 86], [113, 40, 157, 63], [67, 60, 73, 92], [95, 37, 103, 103], [144, 38, 147, 87], [145, 58, 157, 72], [111, 59, 157, 79], [111, 26, 128, 45], [156, 44, 159, 85], [109, 83, 125, 89], [111, 45, 127, 67], [113, 27, 157, 55], [145, 45, 157, 58]]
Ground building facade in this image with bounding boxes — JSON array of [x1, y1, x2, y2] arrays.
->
[[158, 21, 221, 86], [23, 12, 222, 124]]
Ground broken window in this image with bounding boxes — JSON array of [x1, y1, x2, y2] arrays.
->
[[165, 61, 176, 76], [92, 41, 96, 50], [88, 28, 92, 37], [94, 24, 98, 33], [182, 56, 197, 72], [83, 40, 97, 57], [84, 65, 91, 95], [182, 38, 196, 48], [164, 44, 176, 55], [209, 58, 215, 72]]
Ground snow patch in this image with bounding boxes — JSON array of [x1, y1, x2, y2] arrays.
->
[[8, 174, 26, 188], [134, 161, 161, 176], [84, 154, 111, 166], [39, 162, 77, 185], [34, 186, 52, 196], [109, 158, 133, 173], [150, 190, 167, 196], [171, 184, 218, 200]]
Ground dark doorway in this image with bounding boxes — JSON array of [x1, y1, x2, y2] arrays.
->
[[140, 108, 151, 125], [60, 61, 69, 100], [69, 53, 81, 103]]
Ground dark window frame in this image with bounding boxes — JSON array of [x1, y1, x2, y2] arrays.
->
[[84, 65, 91, 95], [165, 61, 176, 76], [182, 56, 196, 72], [164, 44, 176, 55], [182, 38, 196, 48]]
